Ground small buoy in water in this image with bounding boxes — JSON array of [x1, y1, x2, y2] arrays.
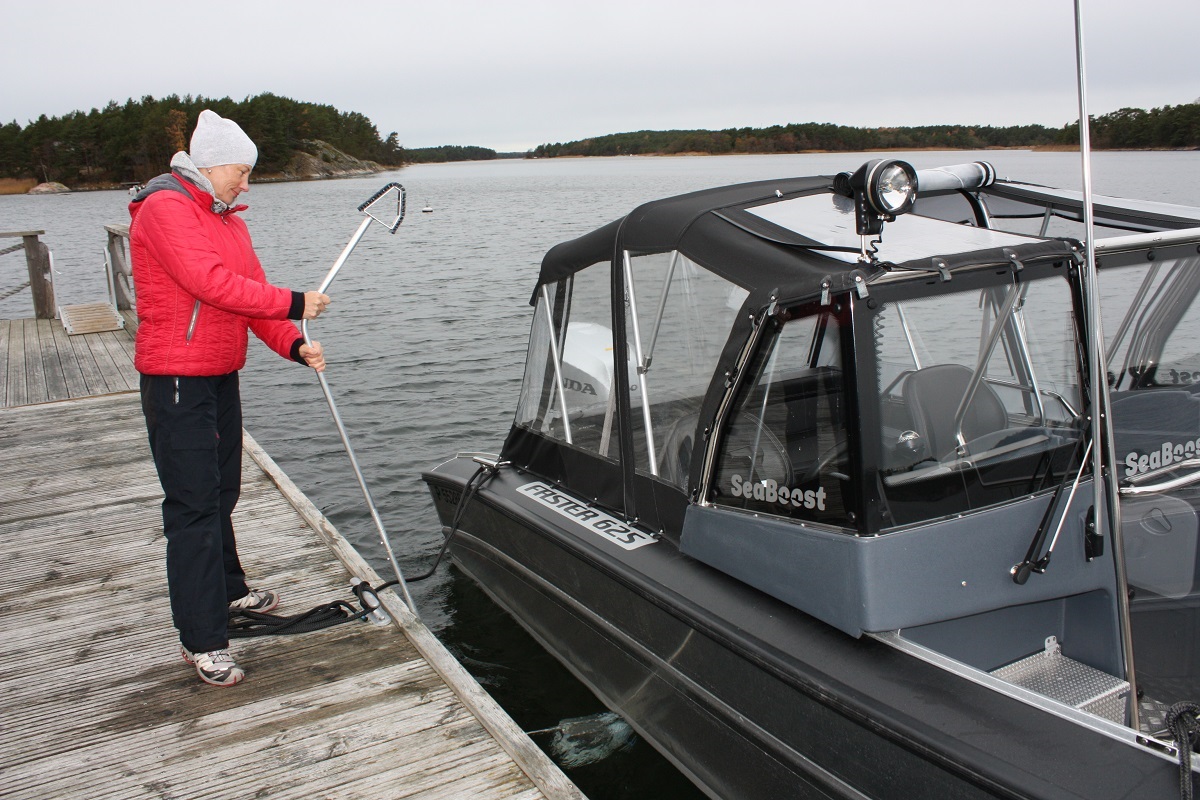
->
[[422, 205, 433, 213], [527, 711, 637, 768]]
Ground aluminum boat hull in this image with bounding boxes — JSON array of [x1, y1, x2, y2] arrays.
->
[[424, 457, 1180, 800]]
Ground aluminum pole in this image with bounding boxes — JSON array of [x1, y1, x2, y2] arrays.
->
[[1074, 0, 1138, 728]]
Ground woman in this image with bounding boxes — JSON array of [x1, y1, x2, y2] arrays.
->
[[129, 109, 330, 686]]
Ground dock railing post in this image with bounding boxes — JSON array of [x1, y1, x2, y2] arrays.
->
[[24, 233, 55, 319], [1, 230, 55, 318], [104, 224, 135, 311]]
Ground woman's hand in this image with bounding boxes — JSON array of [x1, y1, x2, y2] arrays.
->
[[303, 291, 331, 319], [299, 341, 326, 372]]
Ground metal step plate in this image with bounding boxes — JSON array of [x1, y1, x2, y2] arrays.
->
[[59, 302, 124, 335], [990, 636, 1130, 723]]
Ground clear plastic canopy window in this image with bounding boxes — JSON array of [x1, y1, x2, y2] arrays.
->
[[745, 193, 1038, 264]]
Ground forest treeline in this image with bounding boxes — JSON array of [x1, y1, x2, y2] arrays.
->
[[0, 93, 407, 186], [1062, 104, 1200, 149], [4, 95, 1195, 186], [406, 145, 498, 163], [531, 103, 1200, 158]]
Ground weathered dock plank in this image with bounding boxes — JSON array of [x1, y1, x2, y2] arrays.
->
[[66, 320, 118, 395], [0, 391, 582, 799], [97, 327, 138, 387], [48, 315, 90, 397], [33, 319, 70, 401], [0, 315, 139, 407], [0, 320, 9, 403], [21, 318, 48, 402], [5, 318, 26, 405], [83, 328, 130, 392]]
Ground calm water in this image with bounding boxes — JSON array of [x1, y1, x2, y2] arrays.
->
[[2, 151, 1197, 798]]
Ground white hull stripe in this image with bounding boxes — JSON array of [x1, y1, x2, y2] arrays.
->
[[517, 482, 658, 551]]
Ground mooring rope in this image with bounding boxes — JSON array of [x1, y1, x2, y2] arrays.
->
[[403, 462, 498, 583], [228, 601, 368, 637], [1167, 701, 1200, 800], [226, 580, 386, 638], [0, 280, 31, 301], [0, 243, 24, 257], [228, 460, 499, 638]]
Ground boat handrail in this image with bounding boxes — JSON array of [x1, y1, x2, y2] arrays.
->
[[644, 250, 681, 370], [983, 378, 1080, 419], [1093, 226, 1200, 255], [1005, 293, 1048, 425], [623, 250, 658, 475], [541, 285, 574, 445], [954, 283, 1028, 451], [1118, 460, 1200, 495], [914, 161, 996, 194], [1104, 260, 1164, 378], [1110, 256, 1200, 390], [894, 303, 922, 370], [883, 433, 1051, 486]]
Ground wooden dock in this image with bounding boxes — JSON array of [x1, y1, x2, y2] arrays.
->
[[1, 313, 138, 408], [0, 317, 583, 799]]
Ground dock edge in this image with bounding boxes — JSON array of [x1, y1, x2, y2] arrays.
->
[[241, 431, 587, 800]]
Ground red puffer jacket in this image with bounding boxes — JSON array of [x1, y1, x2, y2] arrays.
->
[[129, 175, 305, 376]]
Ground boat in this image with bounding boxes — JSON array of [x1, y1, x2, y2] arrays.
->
[[423, 157, 1200, 798]]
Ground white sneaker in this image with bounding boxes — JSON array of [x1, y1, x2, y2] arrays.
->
[[229, 588, 279, 613], [181, 646, 245, 687]]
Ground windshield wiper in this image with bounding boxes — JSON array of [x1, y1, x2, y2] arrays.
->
[[1011, 438, 1093, 585]]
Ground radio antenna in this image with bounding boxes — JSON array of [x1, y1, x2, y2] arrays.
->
[[1073, 0, 1138, 730]]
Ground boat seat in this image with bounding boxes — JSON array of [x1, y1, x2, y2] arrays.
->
[[659, 411, 793, 493], [657, 413, 699, 490], [1109, 389, 1200, 599], [902, 364, 1008, 460], [1110, 389, 1200, 471]]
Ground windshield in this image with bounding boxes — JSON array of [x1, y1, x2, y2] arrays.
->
[[872, 270, 1089, 528], [709, 301, 853, 528], [1099, 246, 1200, 725]]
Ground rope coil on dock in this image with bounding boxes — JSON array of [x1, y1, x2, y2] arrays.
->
[[227, 580, 389, 637]]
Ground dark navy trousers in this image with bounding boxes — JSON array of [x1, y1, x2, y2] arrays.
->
[[140, 372, 249, 652]]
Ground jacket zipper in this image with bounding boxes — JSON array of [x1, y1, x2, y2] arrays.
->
[[186, 300, 200, 342], [185, 217, 236, 342]]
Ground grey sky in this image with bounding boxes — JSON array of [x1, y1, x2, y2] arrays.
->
[[4, 0, 1196, 152]]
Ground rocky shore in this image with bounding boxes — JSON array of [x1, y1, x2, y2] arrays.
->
[[27, 182, 71, 195], [262, 139, 383, 182], [6, 140, 388, 195]]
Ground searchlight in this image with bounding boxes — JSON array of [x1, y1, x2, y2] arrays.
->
[[834, 159, 918, 239]]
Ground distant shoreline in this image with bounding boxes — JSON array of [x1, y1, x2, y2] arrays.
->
[[0, 167, 392, 196], [6, 145, 1194, 195], [417, 144, 1196, 165]]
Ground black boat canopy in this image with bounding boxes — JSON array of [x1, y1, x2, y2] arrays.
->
[[513, 166, 1200, 538], [984, 181, 1200, 232], [533, 174, 1090, 310], [533, 176, 874, 306]]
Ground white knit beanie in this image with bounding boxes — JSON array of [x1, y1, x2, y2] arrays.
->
[[189, 109, 258, 169]]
